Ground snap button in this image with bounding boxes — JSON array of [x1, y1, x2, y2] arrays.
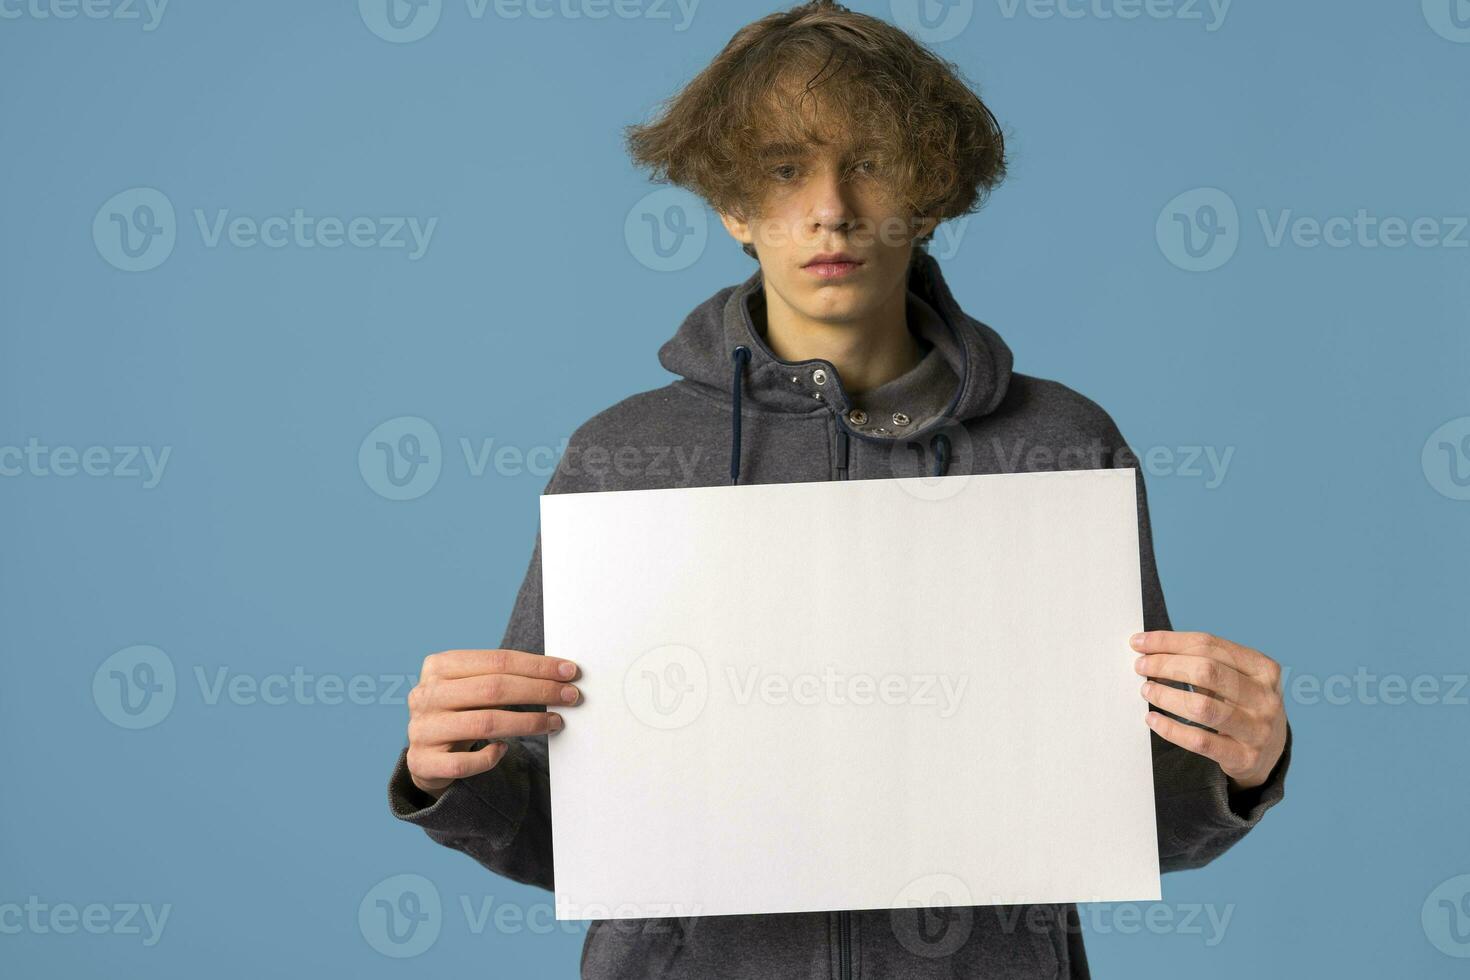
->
[[892, 412, 911, 427], [812, 368, 828, 385], [813, 392, 824, 402], [848, 409, 868, 426], [790, 375, 800, 384]]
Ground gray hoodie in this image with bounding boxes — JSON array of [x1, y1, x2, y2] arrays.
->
[[386, 251, 1292, 979]]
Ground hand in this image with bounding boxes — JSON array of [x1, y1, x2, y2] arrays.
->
[[1131, 630, 1288, 791], [406, 649, 581, 799]]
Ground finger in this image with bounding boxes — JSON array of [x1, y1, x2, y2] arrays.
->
[[1131, 631, 1279, 685], [406, 741, 510, 783], [1142, 680, 1256, 741], [412, 708, 565, 746], [1130, 630, 1221, 657], [1133, 653, 1254, 707], [1144, 711, 1253, 774], [422, 649, 579, 682], [415, 673, 581, 711], [1230, 645, 1283, 686]]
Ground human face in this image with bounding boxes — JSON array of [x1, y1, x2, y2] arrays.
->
[[719, 139, 937, 328]]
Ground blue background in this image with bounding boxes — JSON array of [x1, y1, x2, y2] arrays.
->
[[2, 0, 1468, 976]]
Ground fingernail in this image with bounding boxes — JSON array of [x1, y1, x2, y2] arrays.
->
[[1134, 656, 1146, 672], [1141, 681, 1153, 697], [548, 713, 564, 731], [558, 661, 577, 679], [1129, 633, 1146, 649], [561, 686, 579, 704]]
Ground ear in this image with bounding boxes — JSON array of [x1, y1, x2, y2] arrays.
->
[[717, 209, 754, 249]]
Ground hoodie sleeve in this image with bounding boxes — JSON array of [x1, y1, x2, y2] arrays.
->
[[1114, 439, 1292, 873], [385, 510, 558, 892]]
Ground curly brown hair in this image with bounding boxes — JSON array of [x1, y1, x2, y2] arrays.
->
[[623, 0, 1007, 259]]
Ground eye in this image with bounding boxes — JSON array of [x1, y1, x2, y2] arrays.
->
[[770, 163, 800, 182], [852, 159, 879, 176]]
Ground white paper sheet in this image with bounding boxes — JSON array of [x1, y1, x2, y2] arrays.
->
[[540, 468, 1160, 920]]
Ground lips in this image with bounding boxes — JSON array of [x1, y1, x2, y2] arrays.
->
[[804, 253, 862, 267]]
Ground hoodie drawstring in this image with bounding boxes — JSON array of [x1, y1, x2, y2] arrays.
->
[[931, 433, 952, 477], [729, 346, 751, 485]]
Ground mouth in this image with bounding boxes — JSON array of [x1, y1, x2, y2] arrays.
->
[[802, 253, 865, 280]]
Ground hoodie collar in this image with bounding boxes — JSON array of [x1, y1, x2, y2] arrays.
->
[[657, 250, 1014, 442]]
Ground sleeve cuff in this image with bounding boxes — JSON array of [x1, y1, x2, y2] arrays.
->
[[1221, 721, 1293, 825], [386, 740, 532, 849]]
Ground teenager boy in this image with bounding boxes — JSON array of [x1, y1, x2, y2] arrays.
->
[[387, 3, 1292, 976]]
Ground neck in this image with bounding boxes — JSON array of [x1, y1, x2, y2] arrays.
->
[[761, 277, 920, 396]]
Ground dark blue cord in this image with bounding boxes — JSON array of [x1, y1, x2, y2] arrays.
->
[[932, 433, 952, 477], [729, 346, 751, 485]]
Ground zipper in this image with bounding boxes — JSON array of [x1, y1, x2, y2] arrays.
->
[[834, 420, 853, 980], [838, 910, 852, 980]]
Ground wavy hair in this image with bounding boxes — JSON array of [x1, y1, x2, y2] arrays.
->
[[624, 0, 1007, 258]]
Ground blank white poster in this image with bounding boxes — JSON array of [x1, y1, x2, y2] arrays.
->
[[540, 468, 1160, 920]]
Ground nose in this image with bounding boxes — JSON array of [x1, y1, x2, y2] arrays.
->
[[805, 167, 858, 237]]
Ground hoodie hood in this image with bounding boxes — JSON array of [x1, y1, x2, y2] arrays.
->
[[657, 250, 1014, 440]]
